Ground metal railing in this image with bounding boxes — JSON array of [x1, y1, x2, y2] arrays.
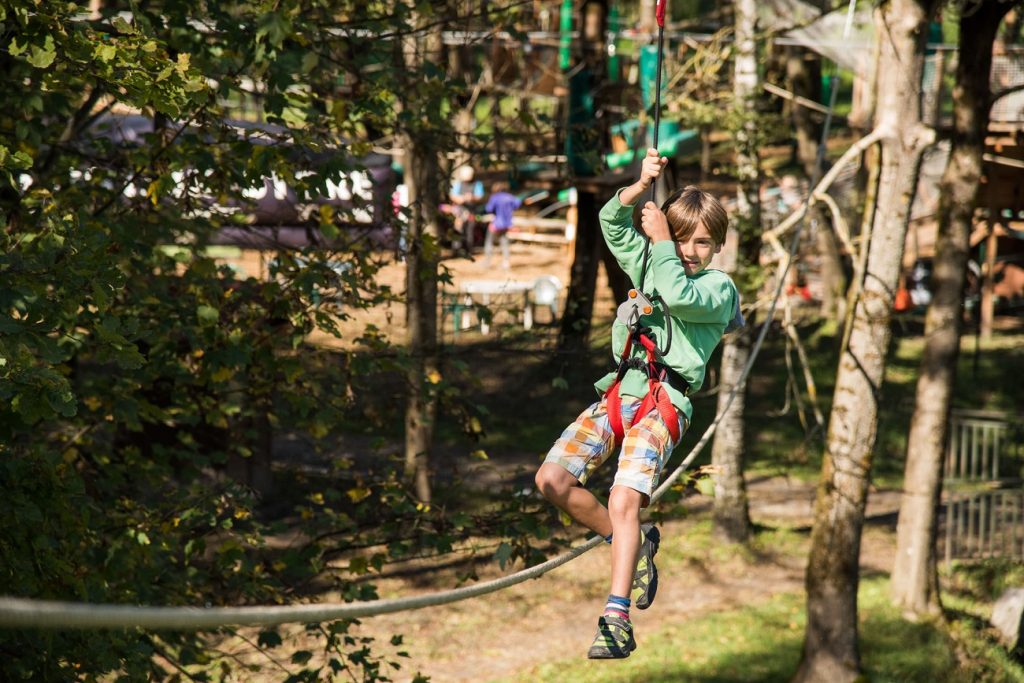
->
[[941, 409, 1023, 566], [944, 489, 1024, 565]]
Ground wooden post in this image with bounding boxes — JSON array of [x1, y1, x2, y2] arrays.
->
[[944, 497, 954, 568], [980, 217, 999, 340]]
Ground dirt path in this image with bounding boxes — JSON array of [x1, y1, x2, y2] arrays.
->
[[344, 477, 900, 683]]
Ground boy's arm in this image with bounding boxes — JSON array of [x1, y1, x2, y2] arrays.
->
[[619, 148, 667, 206], [599, 192, 646, 283], [649, 242, 736, 323], [600, 149, 669, 284]]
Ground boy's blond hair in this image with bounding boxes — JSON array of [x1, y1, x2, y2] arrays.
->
[[660, 186, 728, 244]]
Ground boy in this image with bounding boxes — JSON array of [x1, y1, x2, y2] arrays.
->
[[483, 181, 521, 270], [535, 148, 740, 659]]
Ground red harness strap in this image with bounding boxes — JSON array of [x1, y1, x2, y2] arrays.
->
[[605, 330, 682, 446]]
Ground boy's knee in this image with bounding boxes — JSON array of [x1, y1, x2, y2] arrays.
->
[[535, 463, 573, 500], [607, 486, 643, 521]]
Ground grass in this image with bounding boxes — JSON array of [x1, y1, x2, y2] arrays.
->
[[495, 577, 956, 683], [496, 570, 1022, 683]]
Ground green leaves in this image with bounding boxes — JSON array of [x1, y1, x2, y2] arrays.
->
[[94, 42, 117, 63], [27, 35, 56, 69], [695, 476, 717, 497], [196, 304, 220, 325], [0, 0, 539, 679]]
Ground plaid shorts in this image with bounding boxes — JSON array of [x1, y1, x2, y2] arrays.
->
[[543, 396, 687, 500]]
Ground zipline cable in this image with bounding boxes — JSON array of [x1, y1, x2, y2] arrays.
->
[[0, 0, 857, 631]]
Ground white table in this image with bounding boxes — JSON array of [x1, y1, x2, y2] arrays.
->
[[457, 279, 535, 334]]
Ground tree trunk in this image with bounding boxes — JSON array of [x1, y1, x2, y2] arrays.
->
[[711, 328, 752, 541], [795, 2, 938, 681], [848, 10, 881, 134], [558, 188, 604, 354], [403, 139, 441, 504], [710, 0, 758, 543], [399, 14, 444, 504], [558, 2, 608, 355], [815, 203, 848, 322], [891, 0, 1011, 618], [712, 0, 761, 544], [699, 124, 712, 182]]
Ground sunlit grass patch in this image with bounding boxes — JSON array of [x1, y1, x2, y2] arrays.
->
[[857, 579, 960, 683], [501, 575, 1019, 683], [506, 589, 805, 683]]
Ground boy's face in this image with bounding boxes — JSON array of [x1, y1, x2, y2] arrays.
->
[[674, 221, 721, 276]]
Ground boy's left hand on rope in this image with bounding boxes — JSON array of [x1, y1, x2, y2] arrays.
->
[[638, 148, 668, 189], [640, 201, 672, 242]]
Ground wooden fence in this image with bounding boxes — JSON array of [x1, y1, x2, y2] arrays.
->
[[940, 409, 1023, 566], [944, 409, 1020, 482], [943, 490, 1024, 565]]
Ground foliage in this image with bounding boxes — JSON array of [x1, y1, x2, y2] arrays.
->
[[0, 0, 542, 679]]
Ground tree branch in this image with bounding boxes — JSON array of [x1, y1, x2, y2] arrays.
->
[[763, 126, 886, 249]]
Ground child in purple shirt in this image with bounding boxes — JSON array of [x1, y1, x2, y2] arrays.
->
[[484, 182, 521, 269]]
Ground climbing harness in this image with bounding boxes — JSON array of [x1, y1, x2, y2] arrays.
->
[[604, 0, 682, 445], [605, 323, 686, 444]]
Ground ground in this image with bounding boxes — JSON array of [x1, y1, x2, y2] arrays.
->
[[312, 477, 903, 683]]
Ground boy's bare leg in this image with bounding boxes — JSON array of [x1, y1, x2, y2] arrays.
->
[[535, 463, 612, 537], [535, 465, 644, 596], [607, 485, 643, 597]]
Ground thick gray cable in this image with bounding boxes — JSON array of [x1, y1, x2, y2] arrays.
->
[[0, 0, 855, 630]]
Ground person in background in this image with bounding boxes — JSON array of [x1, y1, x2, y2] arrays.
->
[[450, 165, 485, 253], [483, 181, 522, 270]]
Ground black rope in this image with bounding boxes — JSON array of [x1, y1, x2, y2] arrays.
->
[[636, 14, 666, 297], [628, 5, 672, 359]]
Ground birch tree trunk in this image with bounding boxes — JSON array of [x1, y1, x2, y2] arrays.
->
[[815, 204, 848, 322], [891, 0, 1012, 618], [710, 0, 757, 543], [795, 1, 938, 680], [400, 13, 445, 504]]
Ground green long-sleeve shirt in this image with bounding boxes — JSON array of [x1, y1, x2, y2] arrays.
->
[[593, 190, 739, 424]]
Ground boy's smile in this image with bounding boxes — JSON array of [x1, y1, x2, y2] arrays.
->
[[674, 221, 722, 276]]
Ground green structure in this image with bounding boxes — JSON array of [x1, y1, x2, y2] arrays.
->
[[559, 0, 573, 71]]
